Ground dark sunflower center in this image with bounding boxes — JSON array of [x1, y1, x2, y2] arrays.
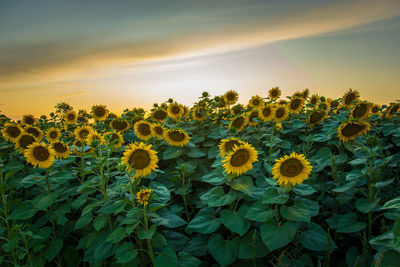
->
[[252, 99, 260, 106], [74, 140, 82, 147], [112, 119, 128, 130], [232, 117, 245, 128], [232, 107, 242, 115], [225, 140, 240, 153], [311, 98, 318, 105], [24, 117, 34, 125], [344, 93, 356, 105], [94, 107, 106, 117], [19, 135, 35, 149], [6, 126, 21, 137], [79, 129, 89, 139], [33, 146, 50, 161], [138, 123, 151, 135], [53, 142, 67, 153], [330, 100, 339, 108], [320, 103, 328, 110], [341, 123, 365, 137], [171, 106, 180, 114], [154, 126, 163, 135], [262, 107, 271, 117], [390, 104, 399, 115], [352, 104, 368, 118], [371, 106, 379, 113], [154, 109, 167, 120], [271, 90, 278, 97], [290, 99, 301, 110], [49, 131, 58, 139], [128, 149, 150, 169], [230, 149, 250, 167], [168, 130, 185, 141], [249, 111, 259, 122], [276, 108, 285, 118], [280, 158, 303, 177], [309, 111, 325, 123], [111, 133, 120, 143], [67, 113, 75, 120], [26, 128, 40, 137], [227, 93, 236, 101]]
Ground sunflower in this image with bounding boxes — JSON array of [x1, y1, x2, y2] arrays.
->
[[91, 105, 109, 121], [130, 117, 143, 128], [24, 142, 55, 168], [152, 124, 165, 139], [45, 128, 61, 143], [151, 108, 168, 122], [274, 105, 289, 122], [288, 97, 304, 114], [342, 89, 360, 107], [1, 123, 22, 142], [260, 104, 274, 121], [328, 98, 340, 111], [350, 101, 371, 119], [191, 106, 208, 121], [217, 96, 227, 108], [268, 87, 281, 101], [164, 129, 190, 147], [22, 115, 35, 125], [302, 88, 310, 99], [370, 104, 382, 116], [51, 141, 70, 159], [86, 131, 105, 146], [105, 131, 124, 148], [231, 104, 244, 116], [318, 100, 330, 110], [229, 115, 248, 131], [121, 142, 158, 178], [272, 152, 312, 187], [219, 138, 244, 157], [134, 121, 153, 141], [248, 95, 264, 109], [182, 105, 190, 118], [309, 94, 320, 106], [307, 110, 327, 127], [224, 90, 239, 105], [64, 110, 77, 124], [74, 125, 93, 141], [136, 188, 152, 206], [15, 133, 36, 152], [222, 142, 258, 176], [110, 118, 130, 132], [292, 91, 303, 99], [337, 120, 370, 142], [24, 126, 43, 141], [385, 103, 400, 119], [248, 110, 260, 126], [167, 102, 184, 120]]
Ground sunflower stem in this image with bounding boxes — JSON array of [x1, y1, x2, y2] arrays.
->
[[143, 206, 155, 266], [45, 169, 51, 194], [80, 145, 85, 182], [367, 146, 375, 240]]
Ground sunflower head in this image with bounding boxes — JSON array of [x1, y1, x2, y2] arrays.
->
[[15, 133, 36, 152], [260, 104, 274, 122], [224, 90, 239, 105], [310, 94, 320, 106], [302, 88, 310, 99], [51, 141, 70, 159], [1, 123, 22, 142], [91, 105, 109, 121], [164, 129, 190, 147], [134, 121, 153, 141], [110, 118, 130, 132], [45, 128, 61, 142], [192, 106, 208, 121], [229, 115, 248, 131], [385, 103, 400, 118], [337, 120, 370, 142], [24, 142, 55, 168], [248, 110, 260, 126], [307, 110, 327, 127], [219, 138, 244, 158], [248, 95, 264, 109], [272, 152, 312, 187], [22, 115, 35, 126], [222, 142, 258, 177], [105, 131, 124, 148], [289, 97, 304, 114], [328, 98, 340, 110], [274, 105, 289, 122], [231, 104, 244, 116], [268, 87, 281, 101], [25, 126, 43, 140], [342, 89, 360, 107], [86, 131, 105, 146], [167, 102, 184, 119], [350, 101, 371, 119], [74, 125, 93, 141], [121, 142, 159, 178], [64, 110, 77, 124], [370, 104, 381, 116], [151, 108, 168, 122], [136, 188, 152, 206]]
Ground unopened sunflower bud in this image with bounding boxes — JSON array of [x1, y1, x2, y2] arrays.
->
[[366, 135, 378, 148]]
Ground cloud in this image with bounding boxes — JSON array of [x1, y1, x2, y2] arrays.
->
[[0, 0, 399, 87], [58, 91, 88, 98]]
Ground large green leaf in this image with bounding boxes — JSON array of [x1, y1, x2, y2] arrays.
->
[[163, 146, 183, 160], [208, 233, 239, 267], [207, 187, 236, 207], [230, 175, 254, 195], [186, 208, 220, 234], [336, 213, 366, 233], [114, 242, 138, 264], [219, 209, 250, 236], [8, 201, 37, 220], [33, 192, 58, 210], [245, 200, 275, 222], [262, 186, 289, 204], [260, 221, 297, 251], [298, 222, 337, 251], [154, 247, 178, 267], [98, 200, 126, 214], [280, 197, 319, 222], [356, 197, 380, 213]]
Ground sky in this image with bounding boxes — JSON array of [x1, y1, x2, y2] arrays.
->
[[1, 0, 400, 119]]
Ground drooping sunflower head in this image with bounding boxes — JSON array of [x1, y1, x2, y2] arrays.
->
[[278, 100, 287, 105], [105, 131, 124, 148], [91, 105, 109, 121], [307, 110, 327, 127], [121, 142, 159, 178], [45, 128, 61, 143], [328, 98, 340, 110], [86, 130, 105, 146], [164, 129, 190, 147], [385, 103, 400, 118], [248, 95, 264, 109], [309, 94, 320, 106], [229, 115, 248, 131], [167, 102, 184, 119], [248, 110, 260, 126], [136, 188, 152, 206], [15, 133, 36, 152], [24, 142, 55, 168], [151, 108, 168, 122], [370, 104, 382, 116], [152, 124, 165, 139], [1, 123, 22, 142], [222, 142, 258, 177], [182, 105, 190, 118], [25, 126, 43, 141], [22, 115, 35, 126], [272, 152, 312, 187], [64, 110, 77, 124], [134, 121, 154, 141], [51, 141, 70, 159], [231, 104, 244, 116], [342, 88, 360, 107], [274, 105, 289, 122], [337, 120, 370, 142], [224, 90, 239, 105], [350, 101, 371, 119], [219, 138, 244, 157], [192, 106, 208, 121], [110, 118, 130, 132], [288, 97, 304, 114], [302, 88, 310, 99], [292, 91, 303, 99], [74, 125, 93, 141], [260, 104, 274, 122], [268, 87, 281, 100], [318, 100, 330, 110]]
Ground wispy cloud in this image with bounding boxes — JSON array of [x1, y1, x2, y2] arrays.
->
[[58, 91, 88, 98]]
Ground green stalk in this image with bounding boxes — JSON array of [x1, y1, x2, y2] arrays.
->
[[181, 172, 190, 221], [80, 145, 85, 182], [367, 147, 374, 239], [20, 231, 34, 267], [143, 207, 155, 266]]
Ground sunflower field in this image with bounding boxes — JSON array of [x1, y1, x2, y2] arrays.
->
[[0, 88, 399, 266]]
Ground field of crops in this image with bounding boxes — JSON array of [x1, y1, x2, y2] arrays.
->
[[0, 88, 399, 266]]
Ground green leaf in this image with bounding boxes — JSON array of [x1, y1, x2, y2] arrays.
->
[[356, 198, 380, 213], [154, 247, 178, 267], [115, 242, 138, 263], [33, 192, 58, 210], [19, 173, 43, 188], [107, 227, 126, 243], [230, 176, 254, 195], [3, 160, 24, 173], [238, 230, 269, 259], [138, 224, 157, 240], [186, 208, 220, 234], [98, 200, 126, 214], [208, 233, 239, 267], [150, 182, 171, 203], [188, 147, 206, 158], [292, 183, 317, 196], [51, 170, 75, 183], [94, 242, 114, 262], [336, 213, 366, 233], [178, 251, 201, 267], [220, 209, 250, 237], [152, 209, 187, 228], [163, 146, 183, 160], [260, 221, 297, 251], [8, 201, 37, 220], [381, 197, 400, 210], [262, 186, 289, 204], [182, 235, 209, 257], [298, 222, 337, 251], [207, 187, 236, 207], [280, 197, 319, 222], [200, 168, 225, 185], [74, 212, 93, 230], [43, 239, 63, 262], [93, 216, 108, 231], [245, 201, 275, 222]]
